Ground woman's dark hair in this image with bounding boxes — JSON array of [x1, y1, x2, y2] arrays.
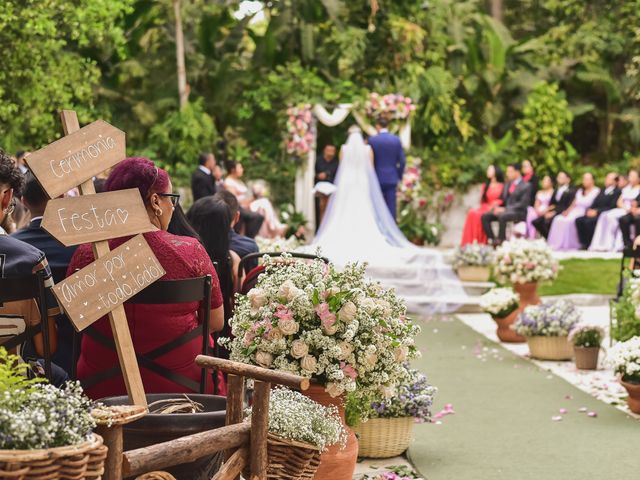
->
[[0, 149, 25, 193], [168, 203, 201, 241], [481, 165, 505, 203], [187, 197, 234, 318], [225, 160, 239, 174]]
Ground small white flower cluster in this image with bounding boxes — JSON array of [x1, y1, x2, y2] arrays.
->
[[453, 242, 495, 269], [514, 300, 581, 337], [256, 236, 302, 254], [609, 336, 640, 383], [494, 239, 559, 285], [479, 287, 519, 317], [247, 388, 346, 452], [0, 381, 96, 449], [222, 256, 420, 418]]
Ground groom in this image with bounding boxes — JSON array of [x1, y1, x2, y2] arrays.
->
[[369, 117, 406, 221]]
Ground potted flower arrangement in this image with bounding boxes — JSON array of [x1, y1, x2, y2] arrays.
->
[[223, 256, 420, 480], [352, 365, 436, 458], [479, 287, 524, 343], [513, 300, 581, 360], [609, 336, 640, 414], [568, 325, 605, 370], [453, 242, 494, 282], [246, 388, 346, 479], [0, 348, 106, 478], [494, 239, 559, 306]]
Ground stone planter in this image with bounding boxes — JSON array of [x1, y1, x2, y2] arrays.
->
[[620, 379, 640, 414], [574, 346, 600, 370], [457, 265, 491, 282], [526, 336, 573, 361]]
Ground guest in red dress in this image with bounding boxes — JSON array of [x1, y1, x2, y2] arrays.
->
[[461, 165, 505, 245], [69, 157, 225, 399]]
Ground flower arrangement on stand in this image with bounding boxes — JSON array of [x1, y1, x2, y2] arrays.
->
[[223, 256, 420, 480], [569, 325, 605, 370], [479, 287, 524, 343], [494, 239, 559, 307], [0, 348, 106, 478], [453, 242, 495, 282], [352, 365, 436, 458], [364, 93, 416, 121], [285, 104, 314, 161], [609, 336, 640, 413], [514, 300, 581, 360]]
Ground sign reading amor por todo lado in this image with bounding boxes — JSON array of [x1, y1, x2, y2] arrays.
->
[[42, 189, 157, 247], [25, 120, 126, 198], [53, 234, 165, 331]]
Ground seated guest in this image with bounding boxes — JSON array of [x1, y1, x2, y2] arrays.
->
[[214, 190, 259, 274], [532, 171, 575, 239], [525, 175, 554, 238], [618, 191, 640, 249], [69, 157, 225, 399], [576, 172, 620, 249], [250, 180, 288, 239], [521, 159, 539, 206], [213, 164, 225, 191], [590, 169, 640, 251], [191, 152, 217, 202], [481, 163, 532, 245], [224, 160, 264, 238], [168, 203, 201, 240], [547, 173, 600, 251], [461, 164, 504, 245]]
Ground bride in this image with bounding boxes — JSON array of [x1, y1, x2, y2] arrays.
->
[[311, 126, 467, 313]]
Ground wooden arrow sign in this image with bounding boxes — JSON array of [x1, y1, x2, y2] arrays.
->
[[25, 120, 126, 198], [53, 234, 165, 331], [42, 189, 157, 247]]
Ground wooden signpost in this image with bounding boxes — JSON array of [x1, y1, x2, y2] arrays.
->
[[26, 111, 158, 406]]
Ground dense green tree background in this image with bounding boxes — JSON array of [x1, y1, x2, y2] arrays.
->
[[2, 0, 640, 202]]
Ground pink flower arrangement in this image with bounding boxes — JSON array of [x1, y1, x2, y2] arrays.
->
[[286, 104, 315, 159], [364, 93, 416, 121]]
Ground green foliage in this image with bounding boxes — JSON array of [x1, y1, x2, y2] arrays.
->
[[516, 82, 576, 176], [0, 348, 41, 407], [612, 274, 640, 343]]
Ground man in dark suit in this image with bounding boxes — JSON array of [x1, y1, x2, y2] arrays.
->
[[618, 191, 640, 249], [191, 152, 217, 201], [532, 170, 576, 239], [576, 172, 620, 249], [368, 118, 406, 221], [481, 163, 533, 245]]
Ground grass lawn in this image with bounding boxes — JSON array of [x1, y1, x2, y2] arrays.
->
[[538, 258, 619, 296]]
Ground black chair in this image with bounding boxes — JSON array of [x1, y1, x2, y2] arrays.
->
[[71, 275, 217, 394], [0, 271, 52, 379]]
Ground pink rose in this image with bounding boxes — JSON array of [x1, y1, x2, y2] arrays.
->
[[275, 304, 294, 321], [243, 331, 255, 346], [340, 362, 357, 380], [526, 262, 536, 270], [315, 302, 337, 329]]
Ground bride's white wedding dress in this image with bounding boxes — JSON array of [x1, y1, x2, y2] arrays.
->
[[310, 128, 467, 313]]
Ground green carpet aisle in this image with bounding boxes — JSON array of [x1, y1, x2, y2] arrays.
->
[[408, 317, 638, 480]]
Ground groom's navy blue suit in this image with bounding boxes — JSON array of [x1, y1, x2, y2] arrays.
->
[[369, 130, 406, 220]]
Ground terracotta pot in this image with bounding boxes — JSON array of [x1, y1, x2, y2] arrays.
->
[[457, 266, 491, 282], [411, 238, 425, 246], [574, 346, 600, 370], [526, 336, 573, 361], [620, 379, 640, 414], [303, 384, 358, 480], [513, 282, 541, 308], [492, 310, 526, 343]]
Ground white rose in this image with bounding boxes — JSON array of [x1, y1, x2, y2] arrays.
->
[[325, 381, 344, 398], [394, 346, 409, 362], [326, 286, 341, 297], [322, 323, 338, 335], [248, 288, 267, 309], [361, 298, 376, 314], [267, 328, 284, 341], [337, 341, 354, 360], [278, 280, 302, 301], [278, 318, 299, 336], [290, 339, 309, 359], [338, 301, 357, 322], [376, 299, 392, 317], [255, 351, 273, 368], [364, 352, 378, 368], [300, 354, 318, 373]]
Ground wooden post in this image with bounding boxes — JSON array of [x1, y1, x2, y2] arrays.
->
[[225, 373, 245, 475], [59, 110, 147, 407], [212, 447, 249, 480], [95, 424, 124, 480], [249, 380, 270, 480]]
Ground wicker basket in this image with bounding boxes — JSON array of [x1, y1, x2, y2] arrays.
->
[[456, 266, 491, 282], [526, 336, 573, 361], [0, 433, 107, 480], [353, 417, 415, 458], [245, 434, 321, 480]]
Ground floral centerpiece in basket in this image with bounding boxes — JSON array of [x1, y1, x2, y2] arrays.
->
[[0, 348, 106, 478], [494, 239, 559, 307], [223, 255, 420, 479], [453, 242, 495, 282], [569, 325, 605, 370], [479, 287, 523, 343], [352, 365, 436, 458], [514, 300, 581, 360], [609, 336, 640, 413]]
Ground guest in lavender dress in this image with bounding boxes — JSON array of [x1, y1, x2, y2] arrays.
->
[[548, 173, 600, 251], [589, 169, 640, 251], [525, 175, 554, 238]]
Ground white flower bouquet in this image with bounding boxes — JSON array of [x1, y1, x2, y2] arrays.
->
[[494, 239, 559, 285], [514, 300, 581, 337], [479, 287, 520, 317], [609, 336, 640, 384], [222, 256, 421, 420], [256, 235, 302, 254], [453, 242, 495, 269]]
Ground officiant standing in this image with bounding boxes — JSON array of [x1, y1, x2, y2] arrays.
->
[[314, 144, 338, 229]]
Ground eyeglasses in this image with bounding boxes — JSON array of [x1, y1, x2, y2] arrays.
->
[[159, 193, 180, 207]]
